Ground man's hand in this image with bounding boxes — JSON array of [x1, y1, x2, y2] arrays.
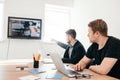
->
[[51, 39, 57, 42], [73, 63, 84, 71], [73, 56, 91, 71]]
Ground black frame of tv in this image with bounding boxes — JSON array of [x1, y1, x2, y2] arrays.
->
[[7, 16, 42, 39]]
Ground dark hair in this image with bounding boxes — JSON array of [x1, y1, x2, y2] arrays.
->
[[66, 29, 76, 39], [88, 19, 108, 36]]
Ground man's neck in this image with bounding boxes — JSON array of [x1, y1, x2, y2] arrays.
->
[[97, 36, 108, 50], [70, 39, 77, 46]]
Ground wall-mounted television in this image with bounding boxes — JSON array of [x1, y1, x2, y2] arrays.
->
[[8, 17, 42, 39]]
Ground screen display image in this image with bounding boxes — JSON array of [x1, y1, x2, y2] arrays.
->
[[8, 17, 42, 39]]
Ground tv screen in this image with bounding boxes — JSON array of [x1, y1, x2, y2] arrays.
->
[[8, 17, 42, 39]]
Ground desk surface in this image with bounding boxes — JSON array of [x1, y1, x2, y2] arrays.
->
[[0, 59, 118, 80]]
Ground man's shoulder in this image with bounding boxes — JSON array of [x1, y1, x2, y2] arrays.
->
[[87, 43, 98, 51], [108, 36, 120, 45], [72, 40, 84, 49], [74, 40, 83, 47], [109, 36, 120, 42]]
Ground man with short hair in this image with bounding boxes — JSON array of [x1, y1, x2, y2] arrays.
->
[[53, 29, 86, 64], [73, 19, 120, 79]]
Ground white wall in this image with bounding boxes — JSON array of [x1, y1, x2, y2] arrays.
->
[[71, 0, 120, 50], [0, 0, 73, 59], [0, 41, 9, 59], [1, 0, 120, 59]]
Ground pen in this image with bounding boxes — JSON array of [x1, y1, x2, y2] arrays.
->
[[33, 54, 40, 61]]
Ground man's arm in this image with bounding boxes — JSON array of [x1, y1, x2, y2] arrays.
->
[[51, 39, 68, 49], [89, 58, 117, 75], [57, 41, 68, 49], [73, 56, 91, 70]]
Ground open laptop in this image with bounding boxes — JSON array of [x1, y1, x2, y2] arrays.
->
[[50, 53, 80, 77]]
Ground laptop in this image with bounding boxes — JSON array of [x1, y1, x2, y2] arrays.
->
[[50, 53, 80, 77]]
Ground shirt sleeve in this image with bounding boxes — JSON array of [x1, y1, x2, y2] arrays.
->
[[105, 41, 120, 59], [86, 44, 96, 59], [57, 41, 68, 49]]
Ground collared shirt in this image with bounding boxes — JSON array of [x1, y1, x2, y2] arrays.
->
[[68, 46, 73, 58], [68, 41, 77, 58]]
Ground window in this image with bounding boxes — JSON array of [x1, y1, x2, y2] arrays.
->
[[44, 4, 71, 42], [0, 1, 4, 41]]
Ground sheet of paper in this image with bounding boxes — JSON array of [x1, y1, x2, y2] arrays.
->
[[46, 74, 62, 79], [19, 75, 40, 80]]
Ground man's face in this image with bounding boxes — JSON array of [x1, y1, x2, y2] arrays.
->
[[87, 27, 98, 43], [66, 34, 72, 43]]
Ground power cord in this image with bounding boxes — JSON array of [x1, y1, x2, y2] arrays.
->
[[6, 39, 10, 59]]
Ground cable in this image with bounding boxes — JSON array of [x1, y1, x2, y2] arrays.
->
[[6, 39, 10, 59]]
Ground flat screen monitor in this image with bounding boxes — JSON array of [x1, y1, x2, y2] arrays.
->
[[8, 17, 42, 39]]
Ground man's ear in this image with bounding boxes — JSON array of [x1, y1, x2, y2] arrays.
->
[[95, 31, 100, 37]]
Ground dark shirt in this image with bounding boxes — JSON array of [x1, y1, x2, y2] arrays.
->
[[86, 36, 120, 79], [57, 40, 86, 64]]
